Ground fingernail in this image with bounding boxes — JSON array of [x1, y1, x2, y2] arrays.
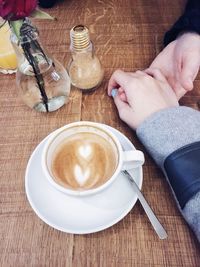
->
[[111, 88, 118, 98]]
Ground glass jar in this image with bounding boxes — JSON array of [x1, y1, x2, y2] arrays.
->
[[11, 20, 71, 112], [0, 19, 17, 74], [68, 25, 104, 92]]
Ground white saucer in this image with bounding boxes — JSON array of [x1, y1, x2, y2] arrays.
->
[[25, 125, 143, 234]]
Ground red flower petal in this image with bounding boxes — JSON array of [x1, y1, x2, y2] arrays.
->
[[0, 0, 37, 20]]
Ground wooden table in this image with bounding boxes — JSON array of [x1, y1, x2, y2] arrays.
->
[[0, 0, 200, 266]]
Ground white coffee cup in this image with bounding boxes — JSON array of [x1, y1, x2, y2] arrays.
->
[[42, 121, 144, 196]]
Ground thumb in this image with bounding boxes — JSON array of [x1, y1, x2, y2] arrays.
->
[[145, 68, 168, 83], [180, 54, 200, 91], [113, 95, 137, 130]]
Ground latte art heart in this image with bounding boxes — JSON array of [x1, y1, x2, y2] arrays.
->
[[75, 144, 95, 185], [78, 144, 93, 159], [52, 131, 118, 190], [74, 165, 91, 185]]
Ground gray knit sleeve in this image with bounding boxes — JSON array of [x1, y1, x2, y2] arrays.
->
[[136, 106, 200, 241]]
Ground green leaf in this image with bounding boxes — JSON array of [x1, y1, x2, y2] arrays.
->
[[9, 20, 23, 39], [30, 9, 55, 20]]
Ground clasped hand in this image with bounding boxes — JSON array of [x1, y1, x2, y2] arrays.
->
[[107, 32, 200, 129]]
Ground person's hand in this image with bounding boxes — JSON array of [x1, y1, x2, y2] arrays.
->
[[146, 32, 200, 100], [107, 69, 179, 130]]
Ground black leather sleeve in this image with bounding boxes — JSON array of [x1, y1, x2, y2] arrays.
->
[[164, 141, 200, 209], [39, 0, 58, 8], [164, 0, 200, 46]]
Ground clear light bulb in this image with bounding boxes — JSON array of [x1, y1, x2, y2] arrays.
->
[[11, 20, 71, 112], [68, 25, 104, 92]]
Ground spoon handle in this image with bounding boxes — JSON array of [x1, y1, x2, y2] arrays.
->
[[122, 170, 168, 240]]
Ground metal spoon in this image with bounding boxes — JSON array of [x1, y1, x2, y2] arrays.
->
[[122, 170, 168, 240]]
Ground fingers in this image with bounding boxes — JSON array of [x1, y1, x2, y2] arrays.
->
[[118, 87, 128, 102], [180, 54, 200, 91], [113, 94, 137, 130], [130, 70, 147, 77], [145, 68, 168, 83], [145, 67, 188, 100], [111, 87, 128, 102], [108, 69, 131, 96], [118, 92, 127, 102], [172, 82, 187, 100], [167, 75, 187, 100], [108, 69, 147, 96]]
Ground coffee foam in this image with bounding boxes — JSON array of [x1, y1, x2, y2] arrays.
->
[[51, 131, 119, 190]]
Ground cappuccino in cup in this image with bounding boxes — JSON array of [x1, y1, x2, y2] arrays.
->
[[52, 129, 119, 190], [42, 121, 144, 196]]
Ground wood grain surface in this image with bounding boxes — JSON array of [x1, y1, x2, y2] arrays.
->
[[0, 0, 200, 266]]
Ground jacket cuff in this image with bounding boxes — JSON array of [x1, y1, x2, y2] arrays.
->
[[183, 191, 200, 242], [136, 106, 200, 168], [164, 141, 200, 208], [164, 9, 200, 46]]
